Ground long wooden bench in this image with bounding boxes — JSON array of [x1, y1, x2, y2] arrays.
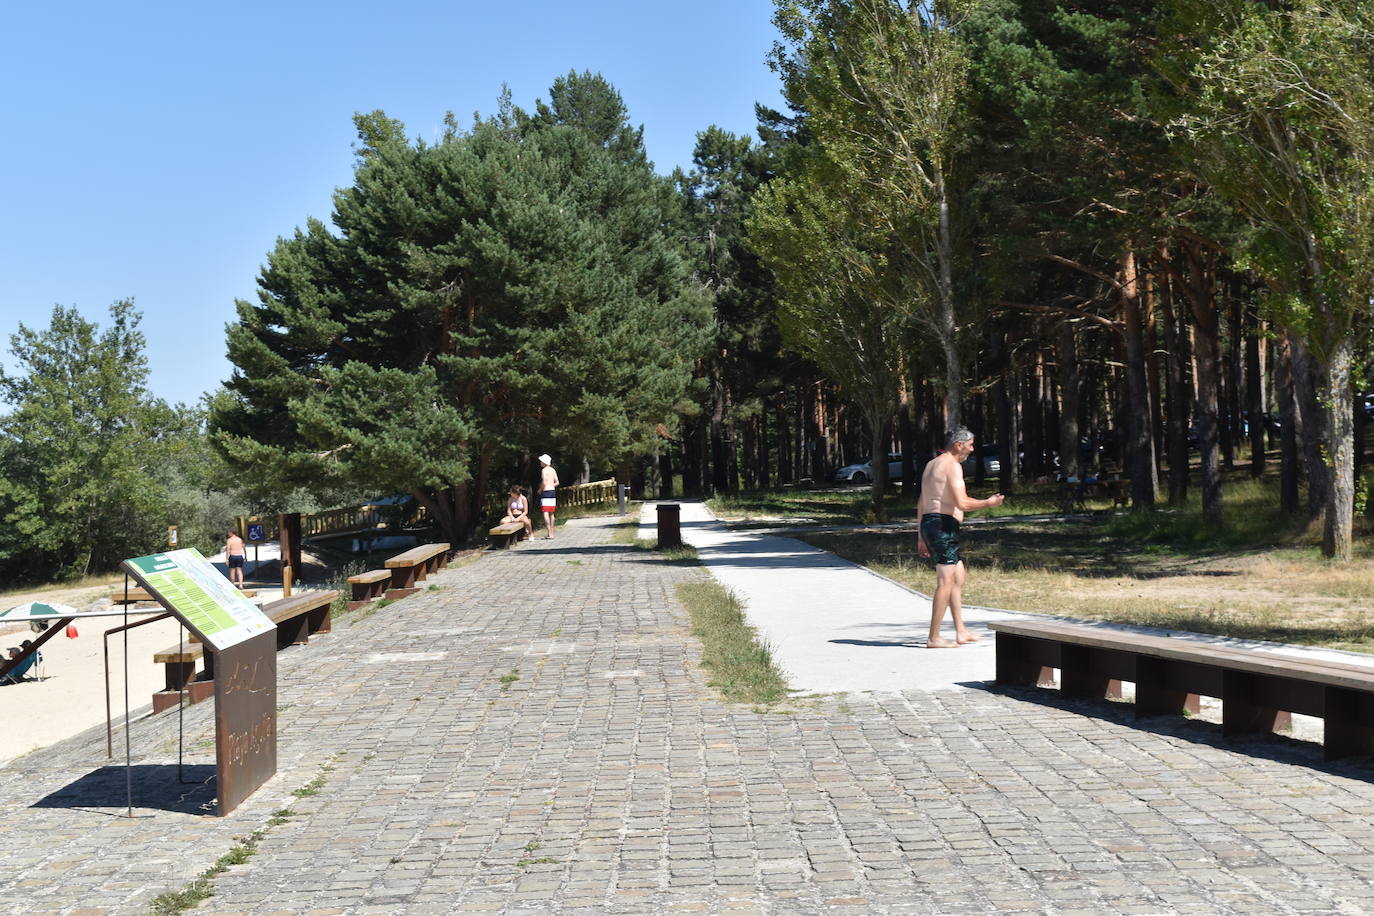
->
[[384, 542, 450, 594], [488, 521, 528, 548], [346, 569, 391, 609], [990, 618, 1374, 761], [114, 585, 255, 604], [151, 590, 338, 713]]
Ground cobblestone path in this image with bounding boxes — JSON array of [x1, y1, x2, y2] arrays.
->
[[4, 517, 1374, 914]]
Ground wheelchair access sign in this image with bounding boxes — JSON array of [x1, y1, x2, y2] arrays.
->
[[247, 523, 265, 541]]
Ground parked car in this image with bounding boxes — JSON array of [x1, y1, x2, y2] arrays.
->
[[961, 444, 1002, 477], [833, 453, 904, 484]]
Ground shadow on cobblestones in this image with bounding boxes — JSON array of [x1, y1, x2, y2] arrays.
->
[[32, 764, 217, 815], [975, 681, 1374, 782]]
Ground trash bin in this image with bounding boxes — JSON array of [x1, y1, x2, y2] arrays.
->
[[656, 502, 682, 548]]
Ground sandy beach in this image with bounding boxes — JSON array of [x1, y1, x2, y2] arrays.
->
[[0, 549, 291, 766], [1, 611, 193, 764]]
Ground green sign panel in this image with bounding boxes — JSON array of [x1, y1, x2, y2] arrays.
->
[[122, 548, 274, 651]]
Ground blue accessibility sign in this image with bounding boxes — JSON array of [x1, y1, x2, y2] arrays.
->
[[247, 524, 265, 541]]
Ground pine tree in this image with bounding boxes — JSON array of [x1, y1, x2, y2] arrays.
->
[[213, 76, 711, 541]]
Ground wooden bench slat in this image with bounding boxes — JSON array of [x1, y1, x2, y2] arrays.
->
[[115, 585, 256, 603], [153, 644, 205, 664], [489, 522, 524, 535], [263, 591, 336, 619], [347, 570, 392, 584], [384, 543, 450, 568]]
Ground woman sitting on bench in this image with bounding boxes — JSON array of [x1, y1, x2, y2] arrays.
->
[[501, 486, 533, 538]]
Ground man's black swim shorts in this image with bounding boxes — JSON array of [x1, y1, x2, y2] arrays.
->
[[920, 513, 961, 566]]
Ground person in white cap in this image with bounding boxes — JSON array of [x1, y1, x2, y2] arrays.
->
[[538, 454, 560, 538]]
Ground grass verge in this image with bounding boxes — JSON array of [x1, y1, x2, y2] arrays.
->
[[676, 580, 789, 707]]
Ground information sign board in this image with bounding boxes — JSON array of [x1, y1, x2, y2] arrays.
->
[[121, 548, 274, 651], [247, 523, 264, 541]]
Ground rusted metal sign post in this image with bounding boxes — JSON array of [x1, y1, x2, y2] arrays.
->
[[122, 548, 277, 816], [212, 630, 277, 814]]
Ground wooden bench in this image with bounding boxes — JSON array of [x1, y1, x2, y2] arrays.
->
[[488, 521, 528, 548], [346, 569, 391, 609], [384, 542, 450, 594], [151, 589, 338, 713], [990, 618, 1374, 761], [114, 585, 255, 604]]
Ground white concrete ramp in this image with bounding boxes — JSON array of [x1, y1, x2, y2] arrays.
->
[[640, 500, 1031, 693]]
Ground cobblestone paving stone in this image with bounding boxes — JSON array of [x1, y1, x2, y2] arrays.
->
[[5, 517, 1374, 914]]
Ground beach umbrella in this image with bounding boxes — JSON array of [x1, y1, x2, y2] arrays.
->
[[0, 601, 161, 622], [0, 601, 81, 622]]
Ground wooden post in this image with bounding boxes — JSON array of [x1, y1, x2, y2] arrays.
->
[[281, 563, 292, 598]]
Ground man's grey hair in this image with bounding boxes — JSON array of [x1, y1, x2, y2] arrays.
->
[[944, 426, 974, 450]]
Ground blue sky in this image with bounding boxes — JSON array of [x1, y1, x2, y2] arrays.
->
[[0, 0, 788, 406]]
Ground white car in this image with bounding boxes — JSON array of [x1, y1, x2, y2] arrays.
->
[[833, 453, 904, 484], [961, 445, 1002, 477]]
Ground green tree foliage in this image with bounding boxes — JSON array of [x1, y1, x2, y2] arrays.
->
[[1162, 0, 1374, 558], [748, 160, 908, 516], [769, 0, 982, 424], [674, 124, 794, 494], [213, 74, 712, 540], [0, 302, 181, 580]]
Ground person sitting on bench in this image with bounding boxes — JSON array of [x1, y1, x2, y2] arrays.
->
[[501, 486, 533, 538]]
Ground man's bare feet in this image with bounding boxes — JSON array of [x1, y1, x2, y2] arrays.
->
[[956, 631, 980, 644], [926, 637, 959, 648]]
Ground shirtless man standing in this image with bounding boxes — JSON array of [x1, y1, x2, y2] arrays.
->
[[538, 454, 560, 539], [225, 529, 247, 589], [917, 426, 1005, 648]]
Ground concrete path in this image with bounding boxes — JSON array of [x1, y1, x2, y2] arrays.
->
[[5, 517, 1374, 914], [639, 501, 1035, 693], [640, 500, 1374, 697]]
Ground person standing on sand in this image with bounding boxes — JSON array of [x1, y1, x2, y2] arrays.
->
[[917, 426, 1005, 648], [538, 454, 560, 539], [225, 529, 247, 588]]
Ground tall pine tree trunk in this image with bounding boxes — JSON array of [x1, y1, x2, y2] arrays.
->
[[1183, 242, 1222, 524], [997, 369, 1014, 491], [1276, 334, 1302, 514], [1120, 250, 1157, 508], [1159, 257, 1190, 505], [1144, 270, 1165, 479], [682, 414, 704, 497], [1290, 334, 1327, 518], [898, 373, 916, 494], [1320, 336, 1355, 560], [1024, 360, 1046, 480], [1246, 306, 1266, 477], [777, 397, 792, 485], [866, 405, 889, 521], [659, 448, 674, 499], [1057, 323, 1081, 483], [934, 162, 962, 427]]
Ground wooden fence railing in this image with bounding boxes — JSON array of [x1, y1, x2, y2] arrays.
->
[[238, 502, 430, 543], [559, 478, 617, 508]]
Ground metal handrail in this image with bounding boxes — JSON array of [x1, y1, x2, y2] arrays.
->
[[104, 610, 172, 758]]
